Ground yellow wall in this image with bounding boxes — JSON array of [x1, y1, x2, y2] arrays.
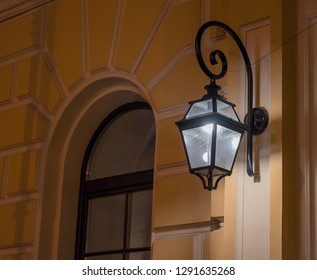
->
[[0, 0, 297, 259]]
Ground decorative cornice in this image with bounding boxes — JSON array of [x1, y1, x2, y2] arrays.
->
[[152, 218, 223, 241], [152, 217, 223, 260], [0, 0, 55, 24]]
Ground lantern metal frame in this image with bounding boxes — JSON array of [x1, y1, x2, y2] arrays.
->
[[176, 21, 269, 190]]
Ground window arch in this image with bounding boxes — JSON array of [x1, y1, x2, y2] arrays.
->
[[75, 102, 155, 260]]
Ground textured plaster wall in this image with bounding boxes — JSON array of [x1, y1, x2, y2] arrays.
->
[[0, 0, 294, 259]]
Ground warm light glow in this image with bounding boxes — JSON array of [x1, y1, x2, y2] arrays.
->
[[231, 137, 239, 150], [203, 152, 209, 162], [202, 124, 213, 163], [202, 124, 213, 134]]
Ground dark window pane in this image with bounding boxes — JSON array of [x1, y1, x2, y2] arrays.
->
[[128, 251, 150, 260], [127, 189, 152, 248], [86, 194, 125, 252], [86, 109, 155, 180], [85, 253, 123, 260]]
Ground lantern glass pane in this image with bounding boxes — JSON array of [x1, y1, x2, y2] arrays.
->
[[182, 124, 213, 169], [215, 125, 242, 171], [186, 100, 213, 118], [217, 100, 239, 121]]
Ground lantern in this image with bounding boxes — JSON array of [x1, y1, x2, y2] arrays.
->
[[176, 21, 269, 190]]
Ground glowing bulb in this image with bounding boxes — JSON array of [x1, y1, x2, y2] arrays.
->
[[203, 152, 209, 163], [202, 124, 213, 134], [231, 137, 239, 150]]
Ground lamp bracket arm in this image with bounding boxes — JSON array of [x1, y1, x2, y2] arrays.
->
[[195, 21, 257, 176], [195, 21, 252, 84]]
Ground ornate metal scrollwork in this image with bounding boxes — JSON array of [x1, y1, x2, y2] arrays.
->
[[194, 21, 269, 178]]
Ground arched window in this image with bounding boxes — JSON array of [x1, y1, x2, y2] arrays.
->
[[75, 102, 155, 260]]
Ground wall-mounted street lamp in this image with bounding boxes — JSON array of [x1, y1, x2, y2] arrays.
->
[[176, 21, 269, 190]]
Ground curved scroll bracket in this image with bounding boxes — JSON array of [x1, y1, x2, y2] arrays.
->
[[195, 21, 269, 177], [193, 172, 227, 191]]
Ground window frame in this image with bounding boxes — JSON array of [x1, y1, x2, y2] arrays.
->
[[75, 102, 154, 260]]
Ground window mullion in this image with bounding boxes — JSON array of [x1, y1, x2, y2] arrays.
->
[[123, 192, 130, 260]]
